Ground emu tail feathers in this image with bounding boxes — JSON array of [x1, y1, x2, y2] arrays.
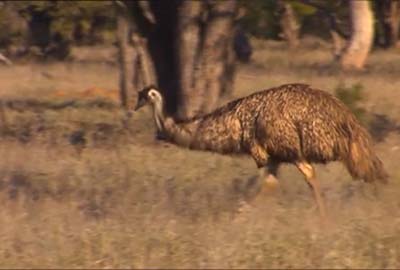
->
[[344, 126, 388, 184]]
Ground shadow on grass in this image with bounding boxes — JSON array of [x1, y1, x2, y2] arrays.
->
[[1, 98, 118, 111], [369, 113, 400, 142]]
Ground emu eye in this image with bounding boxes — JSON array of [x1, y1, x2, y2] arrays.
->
[[148, 90, 157, 99]]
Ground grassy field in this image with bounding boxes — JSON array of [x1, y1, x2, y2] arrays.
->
[[0, 40, 400, 268]]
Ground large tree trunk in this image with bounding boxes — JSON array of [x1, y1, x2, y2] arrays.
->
[[175, 1, 204, 118], [115, 1, 137, 109], [27, 9, 52, 51], [339, 1, 374, 70], [116, 0, 238, 120], [175, 0, 237, 118], [115, 1, 156, 110], [376, 0, 400, 48], [198, 0, 237, 114], [146, 0, 180, 115]]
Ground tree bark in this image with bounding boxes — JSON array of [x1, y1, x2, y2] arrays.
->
[[199, 0, 237, 114], [116, 0, 237, 119], [115, 1, 157, 110], [388, 1, 400, 47], [339, 1, 374, 70], [174, 0, 237, 118], [175, 1, 204, 118], [115, 1, 137, 109], [0, 101, 8, 135], [278, 1, 300, 49], [376, 0, 400, 48], [221, 32, 237, 99], [146, 0, 179, 115], [27, 9, 52, 51]]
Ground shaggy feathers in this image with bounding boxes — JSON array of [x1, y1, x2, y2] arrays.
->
[[136, 83, 388, 184]]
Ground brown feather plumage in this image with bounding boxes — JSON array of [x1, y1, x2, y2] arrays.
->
[[135, 83, 389, 219], [136, 83, 388, 184]]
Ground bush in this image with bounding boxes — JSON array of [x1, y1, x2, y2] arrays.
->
[[335, 82, 367, 124]]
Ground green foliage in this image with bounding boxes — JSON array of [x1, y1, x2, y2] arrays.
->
[[33, 1, 114, 43], [239, 0, 350, 40], [238, 0, 319, 39], [289, 1, 317, 17], [239, 0, 281, 39], [335, 82, 367, 123], [0, 1, 115, 50]]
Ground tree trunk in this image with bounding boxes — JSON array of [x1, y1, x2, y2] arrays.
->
[[174, 0, 237, 118], [221, 32, 237, 99], [376, 0, 400, 48], [199, 0, 237, 114], [116, 0, 237, 119], [389, 1, 400, 47], [27, 9, 52, 51], [146, 0, 179, 115], [115, 1, 157, 110], [278, 1, 300, 49], [339, 1, 374, 70], [115, 1, 137, 109], [175, 1, 204, 118], [0, 101, 8, 135]]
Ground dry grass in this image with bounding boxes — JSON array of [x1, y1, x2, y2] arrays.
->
[[0, 41, 400, 269]]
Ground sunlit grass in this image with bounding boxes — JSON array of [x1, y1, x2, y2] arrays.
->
[[0, 41, 399, 268]]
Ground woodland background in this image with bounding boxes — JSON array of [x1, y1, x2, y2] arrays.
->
[[0, 0, 400, 268]]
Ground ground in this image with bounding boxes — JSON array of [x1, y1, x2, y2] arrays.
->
[[0, 39, 400, 268]]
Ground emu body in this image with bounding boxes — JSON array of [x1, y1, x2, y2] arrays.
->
[[135, 84, 388, 218]]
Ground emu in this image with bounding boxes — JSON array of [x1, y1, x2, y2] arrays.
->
[[134, 83, 388, 218]]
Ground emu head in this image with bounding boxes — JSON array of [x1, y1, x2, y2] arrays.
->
[[134, 85, 163, 111]]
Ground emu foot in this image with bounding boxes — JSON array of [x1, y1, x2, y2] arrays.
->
[[233, 175, 281, 223], [260, 175, 280, 195]]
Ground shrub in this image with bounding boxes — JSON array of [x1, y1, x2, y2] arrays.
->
[[335, 82, 367, 124]]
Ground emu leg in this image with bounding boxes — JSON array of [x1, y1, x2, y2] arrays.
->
[[236, 143, 268, 212], [250, 141, 278, 191], [249, 143, 280, 194], [296, 161, 327, 219], [235, 159, 280, 221], [260, 159, 280, 194], [249, 142, 268, 168]]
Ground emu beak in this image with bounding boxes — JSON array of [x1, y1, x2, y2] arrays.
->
[[134, 98, 145, 111]]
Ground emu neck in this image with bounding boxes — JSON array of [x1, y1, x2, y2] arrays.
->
[[151, 101, 199, 147], [152, 101, 165, 132]]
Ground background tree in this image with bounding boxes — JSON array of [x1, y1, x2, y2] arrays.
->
[[239, 0, 348, 54], [115, 1, 155, 110], [339, 0, 374, 70], [375, 0, 400, 48], [278, 0, 300, 49], [0, 0, 391, 110], [1, 1, 115, 60], [116, 0, 238, 119]]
